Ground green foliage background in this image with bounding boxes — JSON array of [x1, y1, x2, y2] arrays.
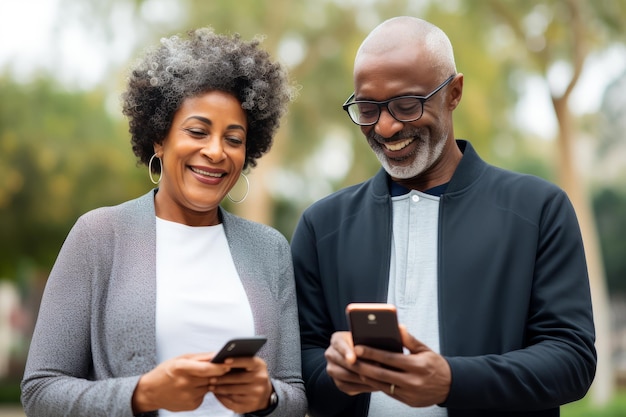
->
[[0, 77, 145, 278]]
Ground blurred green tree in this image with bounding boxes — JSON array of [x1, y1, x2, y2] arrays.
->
[[0, 76, 144, 279], [593, 188, 626, 295], [593, 69, 626, 296]]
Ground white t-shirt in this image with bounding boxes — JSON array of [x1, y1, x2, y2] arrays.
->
[[155, 217, 255, 417], [367, 190, 447, 417]]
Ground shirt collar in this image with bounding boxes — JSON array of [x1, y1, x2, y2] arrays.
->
[[389, 178, 449, 197]]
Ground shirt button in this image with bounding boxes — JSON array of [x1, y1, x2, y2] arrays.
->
[[412, 195, 419, 202]]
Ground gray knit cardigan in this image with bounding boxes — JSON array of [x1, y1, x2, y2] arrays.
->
[[21, 190, 307, 417]]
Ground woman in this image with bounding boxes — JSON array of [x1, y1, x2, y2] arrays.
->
[[21, 27, 305, 417]]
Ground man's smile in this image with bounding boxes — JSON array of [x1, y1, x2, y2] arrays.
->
[[383, 138, 414, 152]]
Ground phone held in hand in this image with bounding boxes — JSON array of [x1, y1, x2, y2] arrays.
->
[[346, 303, 402, 353], [210, 337, 268, 370]]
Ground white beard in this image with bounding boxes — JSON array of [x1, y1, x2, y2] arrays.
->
[[368, 127, 448, 180]]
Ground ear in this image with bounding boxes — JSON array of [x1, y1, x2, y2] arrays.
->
[[153, 142, 163, 157], [447, 73, 463, 111]]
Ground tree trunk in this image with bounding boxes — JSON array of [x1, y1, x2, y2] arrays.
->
[[234, 123, 288, 227], [552, 95, 613, 405]]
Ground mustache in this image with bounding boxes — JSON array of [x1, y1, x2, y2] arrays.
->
[[366, 127, 423, 143]]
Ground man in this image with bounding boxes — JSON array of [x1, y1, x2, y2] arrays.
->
[[291, 16, 596, 417]]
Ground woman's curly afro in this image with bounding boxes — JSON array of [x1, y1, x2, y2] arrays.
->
[[121, 27, 296, 171]]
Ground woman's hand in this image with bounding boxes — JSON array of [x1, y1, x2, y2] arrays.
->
[[131, 353, 231, 413], [209, 356, 274, 414]]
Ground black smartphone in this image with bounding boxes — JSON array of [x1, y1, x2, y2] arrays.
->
[[210, 337, 268, 370], [346, 303, 403, 353]]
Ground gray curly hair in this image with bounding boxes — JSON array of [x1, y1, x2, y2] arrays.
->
[[122, 27, 296, 170]]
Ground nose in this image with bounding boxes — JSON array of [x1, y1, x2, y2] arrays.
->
[[202, 135, 226, 162], [373, 107, 404, 138]]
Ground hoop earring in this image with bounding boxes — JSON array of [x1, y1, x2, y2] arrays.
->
[[148, 153, 163, 185], [227, 173, 250, 204]]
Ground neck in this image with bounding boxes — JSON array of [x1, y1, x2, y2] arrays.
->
[[154, 189, 221, 227]]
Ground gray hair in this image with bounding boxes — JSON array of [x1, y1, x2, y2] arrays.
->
[[122, 27, 297, 170]]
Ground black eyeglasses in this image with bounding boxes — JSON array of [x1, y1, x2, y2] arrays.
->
[[342, 74, 456, 126]]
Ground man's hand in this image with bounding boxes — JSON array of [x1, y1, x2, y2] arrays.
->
[[325, 331, 378, 395], [326, 325, 452, 407]]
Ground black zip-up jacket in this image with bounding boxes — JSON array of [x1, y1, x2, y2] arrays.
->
[[291, 140, 596, 417]]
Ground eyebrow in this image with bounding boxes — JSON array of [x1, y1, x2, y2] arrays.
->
[[186, 115, 247, 133]]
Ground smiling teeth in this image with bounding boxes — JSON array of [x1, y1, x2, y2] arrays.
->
[[384, 138, 413, 151], [191, 167, 223, 177]]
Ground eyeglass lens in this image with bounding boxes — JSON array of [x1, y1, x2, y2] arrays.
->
[[349, 97, 423, 125]]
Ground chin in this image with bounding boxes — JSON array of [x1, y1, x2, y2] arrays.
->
[[375, 150, 425, 180], [384, 164, 424, 180]]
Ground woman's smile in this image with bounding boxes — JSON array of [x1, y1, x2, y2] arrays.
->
[[189, 165, 227, 185]]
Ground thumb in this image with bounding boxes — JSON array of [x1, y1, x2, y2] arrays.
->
[[399, 324, 431, 354]]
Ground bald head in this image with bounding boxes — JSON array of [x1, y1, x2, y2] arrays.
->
[[356, 16, 456, 75]]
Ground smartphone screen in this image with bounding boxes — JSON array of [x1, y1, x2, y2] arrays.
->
[[210, 337, 267, 365], [346, 303, 402, 353]]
